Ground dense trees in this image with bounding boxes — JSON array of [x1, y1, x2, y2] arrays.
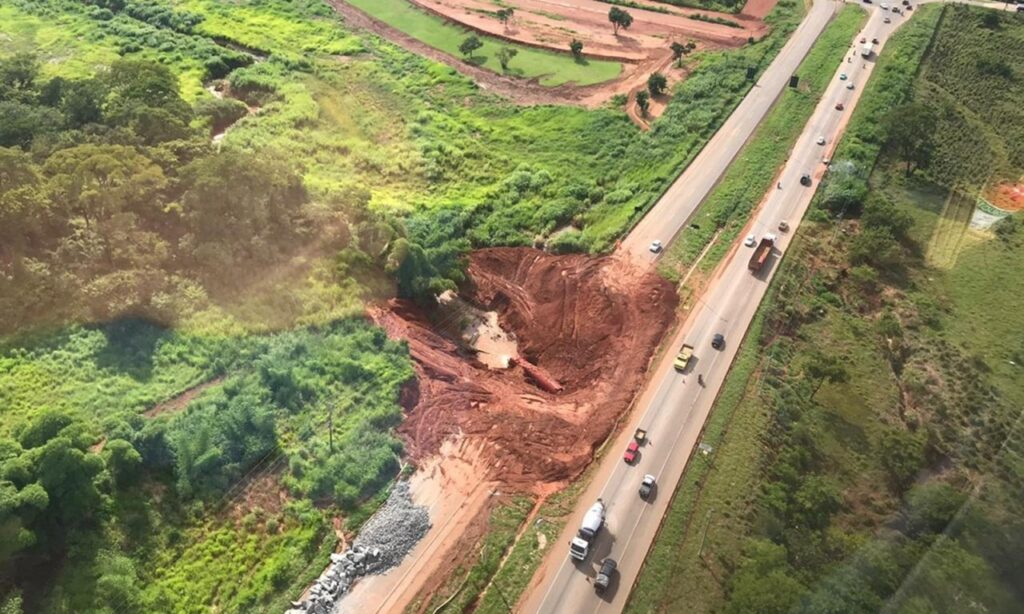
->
[[497, 47, 518, 71], [883, 103, 936, 177], [495, 7, 514, 28], [670, 40, 697, 67], [636, 90, 650, 116], [0, 411, 110, 561], [0, 50, 459, 331]]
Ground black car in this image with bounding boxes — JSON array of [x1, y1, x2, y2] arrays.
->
[[800, 174, 812, 187], [594, 558, 617, 593], [639, 474, 656, 500], [711, 333, 725, 350]]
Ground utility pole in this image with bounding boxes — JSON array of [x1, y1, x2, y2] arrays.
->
[[328, 402, 334, 453]]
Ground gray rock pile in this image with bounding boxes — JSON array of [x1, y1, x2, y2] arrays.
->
[[285, 482, 430, 614]]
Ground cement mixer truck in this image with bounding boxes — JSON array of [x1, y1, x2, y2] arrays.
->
[[569, 499, 606, 561]]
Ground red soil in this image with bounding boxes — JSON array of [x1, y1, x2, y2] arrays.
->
[[331, 0, 779, 115], [371, 248, 678, 492], [986, 181, 1024, 212]]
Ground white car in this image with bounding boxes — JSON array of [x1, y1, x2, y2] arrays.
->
[[744, 234, 756, 247], [880, 2, 889, 8], [649, 240, 663, 253], [884, 16, 891, 23], [846, 82, 856, 90], [816, 136, 826, 145]]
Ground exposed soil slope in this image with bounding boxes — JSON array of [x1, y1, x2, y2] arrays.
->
[[331, 0, 777, 108], [371, 248, 677, 492]]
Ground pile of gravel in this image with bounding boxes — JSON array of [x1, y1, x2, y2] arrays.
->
[[286, 481, 431, 614], [353, 481, 431, 574]]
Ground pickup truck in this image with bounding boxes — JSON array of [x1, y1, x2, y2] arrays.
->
[[673, 344, 694, 372]]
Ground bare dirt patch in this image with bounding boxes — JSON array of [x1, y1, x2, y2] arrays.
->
[[986, 180, 1024, 212], [332, 0, 776, 109], [355, 248, 675, 611], [225, 463, 290, 520], [144, 376, 224, 418], [372, 247, 678, 491]]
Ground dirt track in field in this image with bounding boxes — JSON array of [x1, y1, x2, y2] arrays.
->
[[330, 0, 778, 110]]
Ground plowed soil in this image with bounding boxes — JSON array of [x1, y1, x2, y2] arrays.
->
[[371, 247, 677, 492], [331, 0, 778, 112]]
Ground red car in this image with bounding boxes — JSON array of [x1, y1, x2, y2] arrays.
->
[[624, 441, 639, 463]]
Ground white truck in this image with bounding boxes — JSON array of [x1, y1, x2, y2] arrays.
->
[[569, 499, 606, 561], [861, 43, 874, 58]]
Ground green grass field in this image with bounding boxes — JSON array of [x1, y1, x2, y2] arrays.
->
[[345, 0, 622, 86]]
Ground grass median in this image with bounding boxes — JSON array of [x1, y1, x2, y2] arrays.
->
[[659, 4, 867, 282]]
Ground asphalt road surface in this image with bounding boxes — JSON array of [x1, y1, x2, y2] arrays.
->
[[622, 0, 838, 262], [523, 5, 902, 613]]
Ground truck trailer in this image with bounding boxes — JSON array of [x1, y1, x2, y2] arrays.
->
[[569, 499, 606, 561], [748, 234, 776, 273]]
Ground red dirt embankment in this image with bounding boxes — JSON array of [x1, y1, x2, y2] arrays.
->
[[371, 248, 677, 493]]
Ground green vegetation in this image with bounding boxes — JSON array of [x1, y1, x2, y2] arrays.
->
[[346, 0, 622, 86], [474, 471, 595, 613], [689, 13, 743, 29], [426, 496, 534, 614], [0, 318, 412, 612], [0, 0, 811, 610], [660, 4, 866, 279], [632, 5, 1024, 613], [652, 0, 749, 15], [596, 0, 674, 16]]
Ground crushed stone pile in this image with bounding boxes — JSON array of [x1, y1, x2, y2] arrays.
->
[[285, 482, 430, 614], [352, 481, 431, 572]]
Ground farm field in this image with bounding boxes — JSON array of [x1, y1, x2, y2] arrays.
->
[[344, 0, 623, 86], [631, 5, 1024, 613], [340, 0, 773, 104]]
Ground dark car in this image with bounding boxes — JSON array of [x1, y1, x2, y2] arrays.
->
[[594, 558, 617, 593], [639, 474, 656, 500], [800, 174, 812, 187], [711, 333, 725, 350]]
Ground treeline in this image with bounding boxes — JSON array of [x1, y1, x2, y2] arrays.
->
[[0, 51, 463, 333]]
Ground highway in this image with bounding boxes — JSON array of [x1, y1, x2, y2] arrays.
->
[[522, 4, 902, 612], [622, 0, 838, 262]]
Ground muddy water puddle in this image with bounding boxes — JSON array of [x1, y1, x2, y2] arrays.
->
[[437, 290, 518, 369]]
